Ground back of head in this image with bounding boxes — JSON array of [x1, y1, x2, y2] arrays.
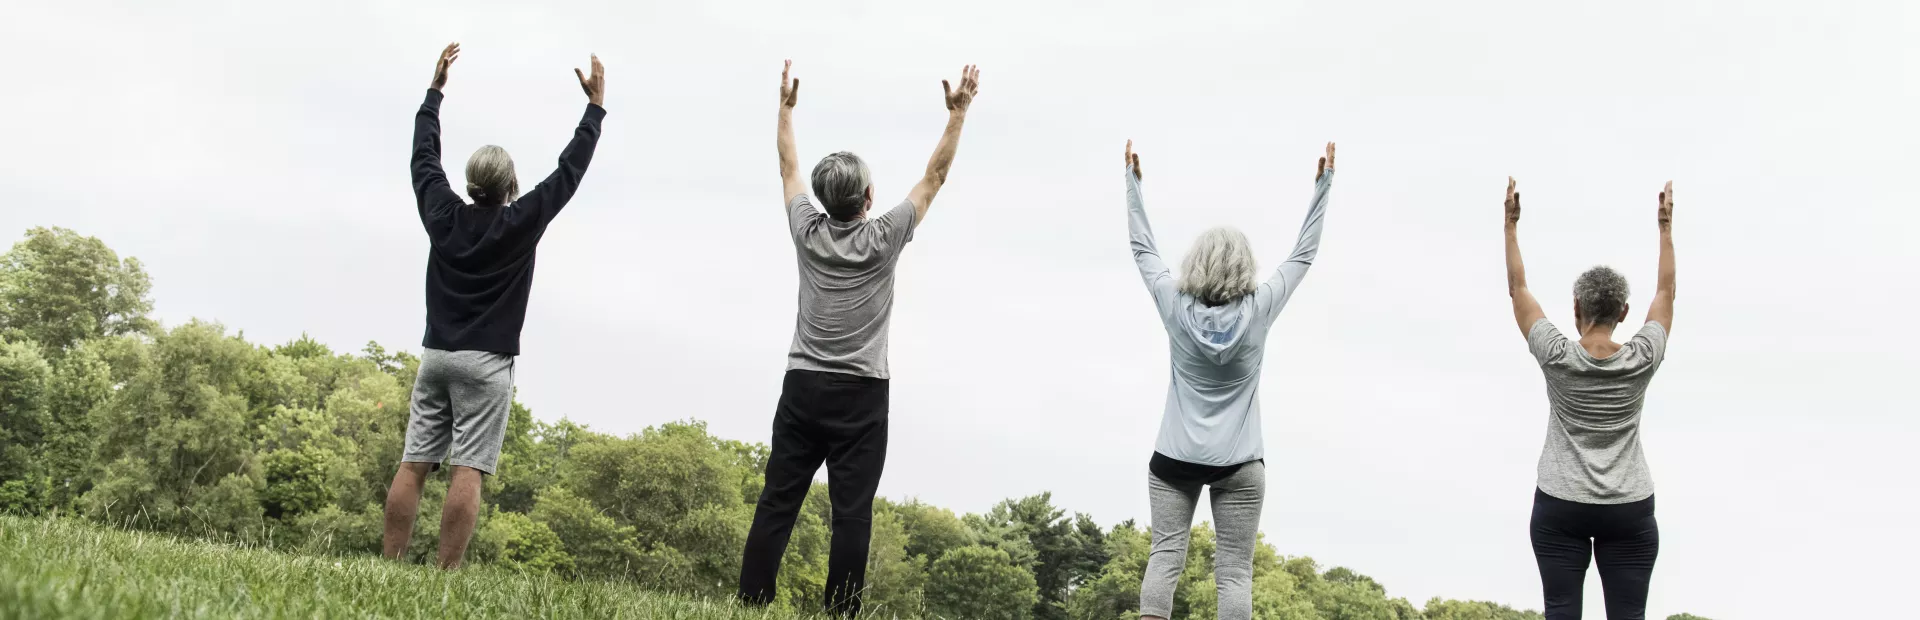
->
[[811, 151, 871, 221], [1573, 266, 1631, 327], [1179, 227, 1258, 306], [465, 145, 520, 205]]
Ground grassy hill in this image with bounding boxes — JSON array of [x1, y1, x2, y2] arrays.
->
[[0, 515, 814, 620]]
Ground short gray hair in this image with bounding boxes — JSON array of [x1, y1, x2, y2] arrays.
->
[[1179, 227, 1259, 305], [465, 145, 519, 205], [1574, 266, 1631, 326], [811, 151, 871, 220]]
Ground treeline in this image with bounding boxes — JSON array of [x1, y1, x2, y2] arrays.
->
[[0, 227, 1707, 620]]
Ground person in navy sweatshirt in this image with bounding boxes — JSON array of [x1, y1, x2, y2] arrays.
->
[[381, 42, 606, 570]]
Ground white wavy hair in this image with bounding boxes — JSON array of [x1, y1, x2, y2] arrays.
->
[[1179, 227, 1259, 305]]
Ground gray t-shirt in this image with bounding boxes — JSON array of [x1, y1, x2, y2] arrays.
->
[[1528, 318, 1669, 504], [785, 195, 916, 379]]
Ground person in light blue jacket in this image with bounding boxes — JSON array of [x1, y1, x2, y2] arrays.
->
[[1124, 140, 1334, 620]]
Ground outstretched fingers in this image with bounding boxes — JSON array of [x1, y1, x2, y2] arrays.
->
[[780, 59, 799, 107]]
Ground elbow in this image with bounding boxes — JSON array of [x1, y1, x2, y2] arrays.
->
[[922, 168, 949, 189]]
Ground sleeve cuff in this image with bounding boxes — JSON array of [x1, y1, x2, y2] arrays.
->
[[584, 103, 608, 121], [425, 88, 445, 106]]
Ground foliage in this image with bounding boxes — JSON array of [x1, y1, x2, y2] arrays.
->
[[0, 227, 1586, 618], [0, 227, 154, 351], [924, 545, 1039, 620], [1422, 597, 1546, 620]]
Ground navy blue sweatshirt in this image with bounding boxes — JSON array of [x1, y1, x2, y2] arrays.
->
[[412, 89, 605, 355]]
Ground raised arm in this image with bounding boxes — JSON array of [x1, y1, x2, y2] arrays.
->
[[412, 42, 466, 221], [1505, 177, 1548, 336], [1645, 181, 1676, 331], [1124, 141, 1179, 312], [515, 54, 607, 225], [777, 60, 806, 204], [904, 65, 981, 228], [1259, 142, 1336, 317]]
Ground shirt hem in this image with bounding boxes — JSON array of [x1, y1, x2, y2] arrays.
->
[[786, 358, 889, 381], [1535, 483, 1654, 505]]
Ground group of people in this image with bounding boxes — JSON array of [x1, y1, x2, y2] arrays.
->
[[379, 43, 1679, 620]]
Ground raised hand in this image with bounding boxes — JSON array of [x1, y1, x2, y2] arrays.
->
[[1657, 181, 1674, 230], [431, 42, 460, 91], [942, 65, 981, 113], [779, 59, 800, 108], [574, 54, 605, 107], [1318, 142, 1336, 181], [1505, 177, 1522, 227], [1126, 139, 1143, 180]]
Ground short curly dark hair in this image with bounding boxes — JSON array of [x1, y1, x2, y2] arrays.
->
[[1574, 266, 1631, 326]]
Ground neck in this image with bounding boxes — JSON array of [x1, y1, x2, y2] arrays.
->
[[1577, 321, 1619, 346]]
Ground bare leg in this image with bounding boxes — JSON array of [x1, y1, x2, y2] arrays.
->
[[382, 462, 435, 560], [436, 465, 485, 569]]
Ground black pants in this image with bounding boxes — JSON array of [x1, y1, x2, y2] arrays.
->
[[1530, 488, 1660, 620], [738, 370, 889, 616]]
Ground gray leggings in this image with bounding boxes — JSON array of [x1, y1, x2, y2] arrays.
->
[[1140, 461, 1266, 620]]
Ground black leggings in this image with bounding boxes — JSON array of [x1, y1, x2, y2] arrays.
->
[[1530, 489, 1659, 620], [739, 370, 889, 617]]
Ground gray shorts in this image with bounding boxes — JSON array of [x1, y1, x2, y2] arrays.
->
[[400, 348, 516, 475]]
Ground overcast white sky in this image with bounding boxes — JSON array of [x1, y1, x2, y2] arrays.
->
[[3, 1, 1915, 617]]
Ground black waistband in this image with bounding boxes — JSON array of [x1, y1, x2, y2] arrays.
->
[[1150, 452, 1259, 487]]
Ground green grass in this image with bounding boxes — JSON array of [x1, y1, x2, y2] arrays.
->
[[0, 515, 820, 620]]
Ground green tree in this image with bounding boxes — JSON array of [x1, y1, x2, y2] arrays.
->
[[1066, 520, 1149, 620], [0, 338, 51, 513], [0, 227, 154, 351], [1424, 597, 1547, 620], [863, 503, 927, 618], [925, 545, 1039, 620], [480, 510, 573, 574], [318, 364, 409, 511], [893, 498, 975, 564], [530, 486, 645, 581], [970, 493, 1109, 620], [36, 337, 120, 511], [255, 405, 358, 520], [81, 321, 269, 539]]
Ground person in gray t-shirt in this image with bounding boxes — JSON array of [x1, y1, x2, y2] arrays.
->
[[738, 61, 980, 618], [1504, 176, 1678, 619]]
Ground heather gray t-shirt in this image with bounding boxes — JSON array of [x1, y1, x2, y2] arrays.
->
[[785, 195, 916, 379], [1528, 318, 1668, 504]]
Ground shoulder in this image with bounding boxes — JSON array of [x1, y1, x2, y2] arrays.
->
[[787, 194, 823, 228], [1627, 321, 1669, 361], [865, 200, 917, 240], [878, 199, 916, 226], [1528, 318, 1564, 344], [1527, 318, 1570, 362], [788, 193, 818, 214]]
